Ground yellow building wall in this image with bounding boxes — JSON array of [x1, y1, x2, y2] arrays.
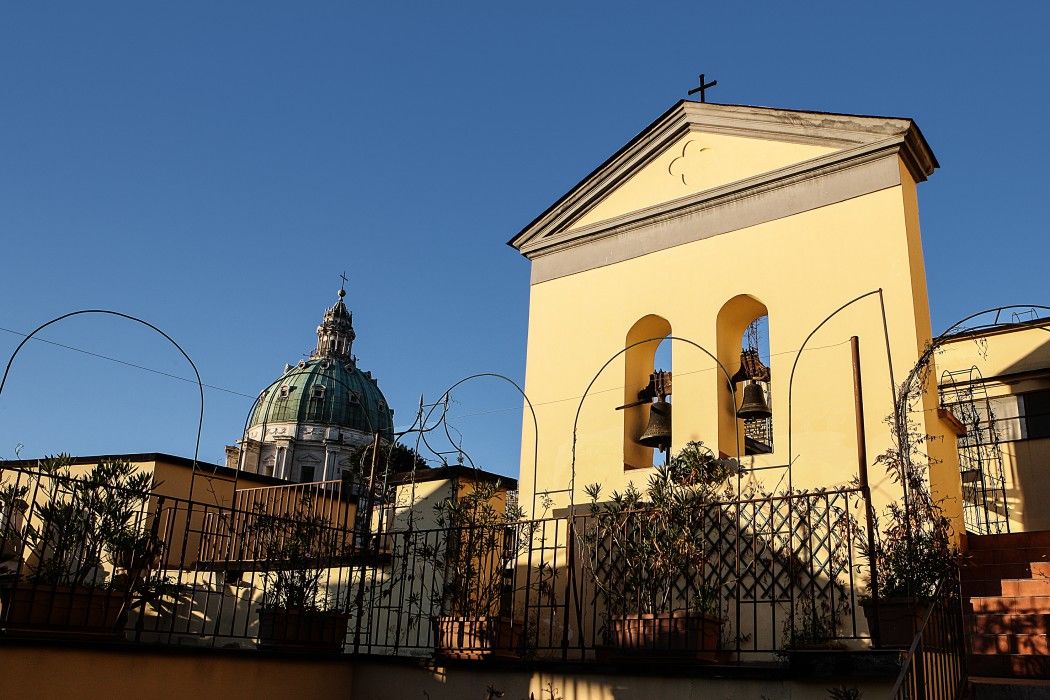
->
[[938, 325, 1050, 380], [518, 173, 961, 529], [569, 132, 837, 231], [0, 644, 355, 699], [938, 326, 1050, 532], [0, 644, 894, 700], [351, 660, 892, 700]]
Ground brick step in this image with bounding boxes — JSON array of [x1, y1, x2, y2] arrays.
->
[[971, 596, 1050, 615], [1005, 579, 1050, 596], [968, 532, 1050, 551], [967, 549, 1050, 567], [1034, 562, 1050, 578], [970, 677, 1050, 700], [968, 653, 1050, 679], [973, 633, 1050, 655], [962, 561, 1033, 582], [965, 580, 1012, 597], [972, 613, 1050, 636]]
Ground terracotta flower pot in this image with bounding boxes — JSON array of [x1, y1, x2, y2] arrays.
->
[[433, 615, 521, 660], [861, 597, 929, 648], [609, 610, 723, 659], [257, 608, 350, 653], [1, 582, 126, 637]]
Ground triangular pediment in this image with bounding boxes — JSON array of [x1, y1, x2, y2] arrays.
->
[[509, 101, 936, 258]]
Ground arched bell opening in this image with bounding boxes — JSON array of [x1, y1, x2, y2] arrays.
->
[[622, 315, 672, 470], [717, 296, 773, 458]]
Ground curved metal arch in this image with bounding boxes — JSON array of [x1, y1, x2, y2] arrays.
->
[[415, 403, 480, 472], [938, 304, 1050, 340], [879, 304, 1050, 600], [894, 304, 1050, 437], [785, 289, 893, 492], [412, 373, 541, 515], [570, 335, 739, 512], [373, 393, 456, 502], [0, 309, 207, 500]]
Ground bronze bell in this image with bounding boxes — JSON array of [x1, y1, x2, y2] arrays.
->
[[637, 399, 672, 451], [736, 382, 772, 420]]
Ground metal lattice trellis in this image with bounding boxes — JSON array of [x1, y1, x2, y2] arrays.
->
[[939, 366, 1010, 534]]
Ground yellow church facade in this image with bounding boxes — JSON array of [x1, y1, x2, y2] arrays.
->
[[510, 101, 962, 532]]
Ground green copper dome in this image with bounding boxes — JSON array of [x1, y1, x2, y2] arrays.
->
[[248, 358, 393, 438], [247, 288, 393, 439]]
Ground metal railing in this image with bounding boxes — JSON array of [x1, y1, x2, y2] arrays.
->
[[888, 570, 967, 700], [1, 463, 877, 661], [359, 486, 873, 659]]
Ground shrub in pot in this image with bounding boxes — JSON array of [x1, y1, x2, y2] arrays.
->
[[1, 456, 159, 636], [858, 414, 959, 648], [423, 478, 528, 660], [581, 441, 737, 659], [247, 495, 349, 652]]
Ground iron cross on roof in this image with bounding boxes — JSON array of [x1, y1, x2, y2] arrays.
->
[[688, 73, 718, 103]]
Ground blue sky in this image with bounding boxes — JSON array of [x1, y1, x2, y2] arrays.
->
[[1, 2, 1047, 477]]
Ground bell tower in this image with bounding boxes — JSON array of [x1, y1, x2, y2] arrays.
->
[[509, 99, 961, 530]]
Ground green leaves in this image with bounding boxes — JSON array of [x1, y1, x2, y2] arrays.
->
[[422, 478, 525, 618], [581, 441, 732, 617], [23, 456, 154, 589], [244, 494, 343, 611], [859, 406, 959, 601]]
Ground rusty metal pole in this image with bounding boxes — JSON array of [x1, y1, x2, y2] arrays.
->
[[852, 336, 881, 646]]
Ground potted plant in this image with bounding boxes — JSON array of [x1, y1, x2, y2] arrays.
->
[[0, 482, 29, 579], [779, 596, 859, 674], [248, 495, 350, 652], [858, 415, 958, 648], [1, 456, 158, 637], [581, 441, 737, 660], [425, 477, 527, 660]]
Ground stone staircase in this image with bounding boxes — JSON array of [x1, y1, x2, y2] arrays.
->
[[963, 531, 1050, 693]]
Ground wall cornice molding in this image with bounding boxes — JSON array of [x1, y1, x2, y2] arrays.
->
[[527, 149, 905, 284], [510, 101, 937, 257]]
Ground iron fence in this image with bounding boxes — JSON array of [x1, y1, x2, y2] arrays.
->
[[888, 570, 967, 700], [1, 463, 878, 662], [358, 486, 873, 660]]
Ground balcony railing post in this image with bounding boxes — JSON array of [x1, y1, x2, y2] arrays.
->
[[561, 517, 576, 660]]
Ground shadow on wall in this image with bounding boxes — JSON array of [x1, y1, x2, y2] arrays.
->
[[500, 488, 866, 659], [348, 663, 892, 700]]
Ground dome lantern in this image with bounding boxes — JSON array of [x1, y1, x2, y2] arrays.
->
[[313, 285, 356, 361]]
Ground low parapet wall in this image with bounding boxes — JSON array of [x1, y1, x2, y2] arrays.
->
[[0, 641, 354, 699], [350, 657, 896, 700]]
